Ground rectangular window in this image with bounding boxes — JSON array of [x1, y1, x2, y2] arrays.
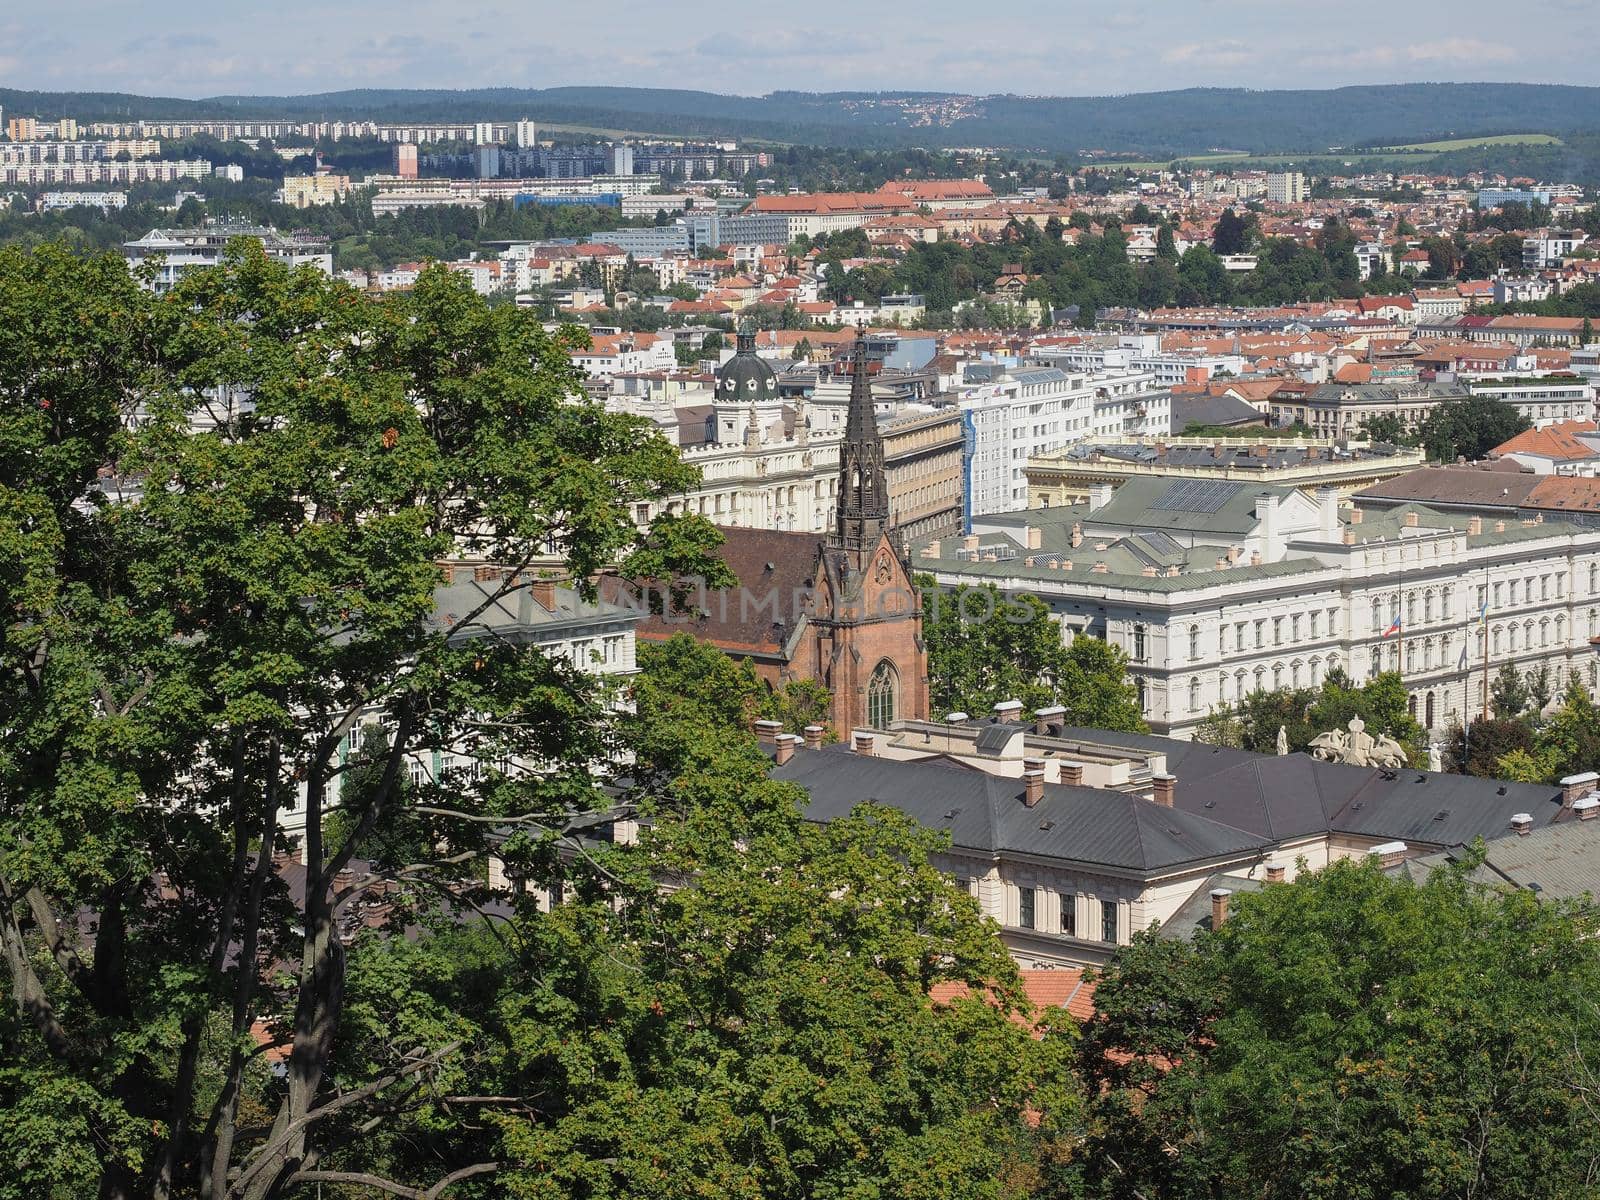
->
[[1018, 887, 1036, 930], [1061, 893, 1076, 937], [1101, 899, 1118, 944]]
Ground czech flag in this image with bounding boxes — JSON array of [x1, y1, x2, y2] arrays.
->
[[1382, 615, 1402, 639]]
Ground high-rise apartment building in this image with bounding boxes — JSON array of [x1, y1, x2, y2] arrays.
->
[[1267, 171, 1306, 204]]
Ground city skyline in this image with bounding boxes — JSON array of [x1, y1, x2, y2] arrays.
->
[[3, 0, 1598, 99]]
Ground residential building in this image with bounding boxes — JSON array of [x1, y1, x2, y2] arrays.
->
[[392, 143, 419, 179], [1468, 376, 1594, 428], [1479, 187, 1551, 210], [1266, 171, 1306, 204], [1272, 378, 1467, 436], [275, 174, 355, 207], [1524, 230, 1587, 270], [0, 159, 211, 186], [38, 190, 126, 211], [281, 573, 641, 841], [1492, 420, 1600, 476], [122, 226, 333, 293]]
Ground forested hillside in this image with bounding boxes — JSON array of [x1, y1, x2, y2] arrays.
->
[[5, 82, 1599, 157]]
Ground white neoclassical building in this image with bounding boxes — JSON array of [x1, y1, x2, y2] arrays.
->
[[914, 476, 1600, 739], [610, 333, 966, 540]]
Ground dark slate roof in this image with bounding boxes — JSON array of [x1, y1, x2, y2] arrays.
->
[[1053, 726, 1565, 848], [1401, 818, 1600, 901], [429, 580, 637, 644], [1158, 872, 1266, 940], [771, 745, 1271, 873], [610, 525, 822, 661], [1171, 393, 1266, 431]]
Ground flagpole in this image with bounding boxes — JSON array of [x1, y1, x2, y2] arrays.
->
[[1481, 603, 1491, 721]]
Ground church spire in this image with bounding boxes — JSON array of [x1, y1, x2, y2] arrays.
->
[[833, 331, 889, 555]]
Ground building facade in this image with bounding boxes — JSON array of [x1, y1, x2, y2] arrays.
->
[[914, 477, 1600, 740]]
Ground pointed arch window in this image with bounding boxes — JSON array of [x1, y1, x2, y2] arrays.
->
[[867, 660, 898, 729]]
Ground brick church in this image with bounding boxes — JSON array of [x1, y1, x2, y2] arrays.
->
[[631, 331, 929, 736]]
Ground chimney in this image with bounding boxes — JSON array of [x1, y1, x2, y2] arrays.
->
[[1216, 556, 1229, 570], [1249, 551, 1262, 567], [1403, 511, 1419, 528], [1088, 483, 1114, 512], [753, 719, 783, 745], [1343, 529, 1356, 546], [1142, 565, 1158, 577], [1349, 507, 1364, 525], [1033, 704, 1065, 735], [962, 533, 980, 552], [945, 711, 969, 726], [1494, 520, 1506, 533], [1070, 522, 1083, 549], [1316, 486, 1339, 540], [1091, 561, 1108, 573], [1264, 863, 1286, 883], [1210, 888, 1231, 928], [1560, 771, 1598, 807], [992, 699, 1024, 723], [1023, 769, 1045, 808], [774, 733, 798, 765], [1467, 515, 1482, 535], [1510, 812, 1533, 836], [803, 724, 825, 750], [921, 538, 941, 558], [1152, 772, 1176, 808], [1227, 546, 1241, 562], [1576, 797, 1600, 821], [1060, 761, 1085, 786], [530, 577, 558, 612], [1254, 492, 1280, 560], [852, 730, 877, 756], [1026, 525, 1043, 551]]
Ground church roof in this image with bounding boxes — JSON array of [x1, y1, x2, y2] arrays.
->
[[619, 526, 823, 661]]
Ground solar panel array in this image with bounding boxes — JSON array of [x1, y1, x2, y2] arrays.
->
[[1149, 479, 1247, 514]]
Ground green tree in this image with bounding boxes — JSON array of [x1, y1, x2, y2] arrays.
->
[[0, 242, 727, 1200], [1077, 856, 1600, 1200], [337, 749, 1079, 1200], [1491, 661, 1532, 719], [1417, 395, 1531, 462], [1211, 207, 1254, 256], [1359, 411, 1412, 444], [919, 579, 1146, 731]]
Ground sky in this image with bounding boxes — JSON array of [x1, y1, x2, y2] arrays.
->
[[3, 0, 1597, 99]]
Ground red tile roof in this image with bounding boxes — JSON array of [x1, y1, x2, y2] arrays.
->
[[1494, 419, 1600, 463]]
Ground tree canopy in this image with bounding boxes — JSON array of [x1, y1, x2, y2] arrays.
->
[[919, 579, 1146, 731], [1073, 855, 1600, 1200]]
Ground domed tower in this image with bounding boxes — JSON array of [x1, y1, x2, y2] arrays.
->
[[712, 321, 782, 446]]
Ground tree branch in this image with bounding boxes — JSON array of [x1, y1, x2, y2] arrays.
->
[[282, 1161, 500, 1200], [227, 1041, 461, 1197]]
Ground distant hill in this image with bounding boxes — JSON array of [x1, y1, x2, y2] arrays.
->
[[5, 82, 1599, 157]]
